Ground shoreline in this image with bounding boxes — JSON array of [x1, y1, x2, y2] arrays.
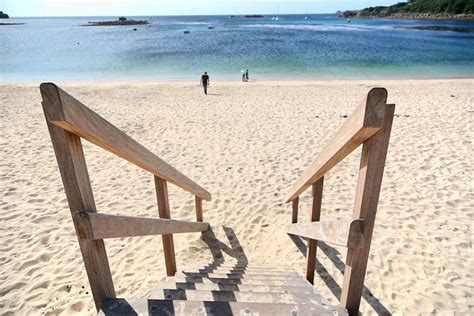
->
[[2, 76, 474, 84], [1, 77, 474, 86]]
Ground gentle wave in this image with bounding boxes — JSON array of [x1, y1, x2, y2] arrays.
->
[[170, 21, 213, 25], [240, 23, 394, 32]]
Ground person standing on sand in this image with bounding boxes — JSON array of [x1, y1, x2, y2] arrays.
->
[[245, 69, 249, 81], [200, 71, 210, 95]]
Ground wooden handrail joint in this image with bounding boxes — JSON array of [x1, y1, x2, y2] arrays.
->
[[286, 219, 366, 248], [285, 88, 388, 202], [40, 83, 211, 201]]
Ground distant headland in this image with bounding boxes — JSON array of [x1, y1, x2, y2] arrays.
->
[[339, 0, 474, 20], [82, 16, 149, 26]]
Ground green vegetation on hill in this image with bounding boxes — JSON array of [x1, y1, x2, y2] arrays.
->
[[342, 0, 474, 18]]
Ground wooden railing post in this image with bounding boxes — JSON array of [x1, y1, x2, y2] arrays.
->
[[195, 196, 203, 222], [154, 176, 177, 276], [340, 104, 395, 315], [41, 85, 115, 312], [292, 197, 299, 223], [306, 177, 324, 284]]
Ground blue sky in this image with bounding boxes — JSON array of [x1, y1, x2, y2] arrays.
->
[[1, 0, 398, 17]]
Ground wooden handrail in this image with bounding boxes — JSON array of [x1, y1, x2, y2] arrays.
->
[[285, 88, 388, 202], [40, 83, 212, 310], [75, 212, 209, 240], [40, 83, 211, 201], [285, 88, 395, 315], [287, 219, 366, 248]]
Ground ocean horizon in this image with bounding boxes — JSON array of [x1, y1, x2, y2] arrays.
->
[[1, 14, 473, 81]]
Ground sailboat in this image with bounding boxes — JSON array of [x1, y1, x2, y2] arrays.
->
[[272, 4, 280, 21]]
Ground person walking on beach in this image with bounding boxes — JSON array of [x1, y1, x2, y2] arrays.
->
[[245, 69, 249, 81], [200, 71, 210, 95]]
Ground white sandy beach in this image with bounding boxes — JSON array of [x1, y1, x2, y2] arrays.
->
[[0, 79, 473, 315]]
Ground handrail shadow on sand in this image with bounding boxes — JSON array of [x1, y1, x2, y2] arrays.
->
[[288, 234, 391, 315], [199, 225, 249, 271]]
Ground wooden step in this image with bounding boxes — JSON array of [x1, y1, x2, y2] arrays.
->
[[145, 288, 324, 305], [181, 268, 301, 276], [172, 276, 311, 287], [176, 271, 304, 280], [100, 298, 348, 315], [140, 282, 316, 294], [197, 264, 293, 271]]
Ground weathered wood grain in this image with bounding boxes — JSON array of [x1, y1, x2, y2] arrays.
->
[[195, 196, 203, 222], [285, 88, 388, 202], [292, 197, 299, 223], [155, 176, 177, 276], [100, 298, 348, 315], [287, 219, 366, 249], [341, 104, 395, 315], [306, 177, 324, 284], [41, 88, 116, 311], [77, 212, 209, 239], [40, 83, 211, 201]]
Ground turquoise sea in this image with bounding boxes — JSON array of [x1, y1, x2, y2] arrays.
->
[[1, 14, 473, 81]]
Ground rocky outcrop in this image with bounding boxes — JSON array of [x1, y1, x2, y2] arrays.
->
[[382, 12, 474, 20], [339, 0, 474, 20], [0, 11, 9, 18], [83, 17, 149, 26], [339, 10, 474, 20], [339, 10, 359, 18]]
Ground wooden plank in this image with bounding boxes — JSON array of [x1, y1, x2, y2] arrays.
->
[[306, 177, 324, 284], [100, 298, 348, 316], [77, 212, 208, 239], [145, 288, 323, 305], [152, 282, 316, 294], [175, 271, 304, 281], [286, 219, 366, 248], [285, 88, 388, 202], [40, 89, 115, 311], [155, 176, 176, 276], [181, 268, 301, 276], [40, 83, 211, 201], [292, 196, 299, 223], [172, 276, 313, 287], [195, 196, 203, 222], [341, 104, 395, 315]]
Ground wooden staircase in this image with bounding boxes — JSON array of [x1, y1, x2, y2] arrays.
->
[[40, 83, 394, 315], [99, 263, 347, 315]]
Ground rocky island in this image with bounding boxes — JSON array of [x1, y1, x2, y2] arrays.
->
[[83, 16, 149, 26], [0, 10, 26, 25], [340, 0, 474, 20]]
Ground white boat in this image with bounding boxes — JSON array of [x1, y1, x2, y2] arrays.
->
[[273, 4, 279, 21]]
